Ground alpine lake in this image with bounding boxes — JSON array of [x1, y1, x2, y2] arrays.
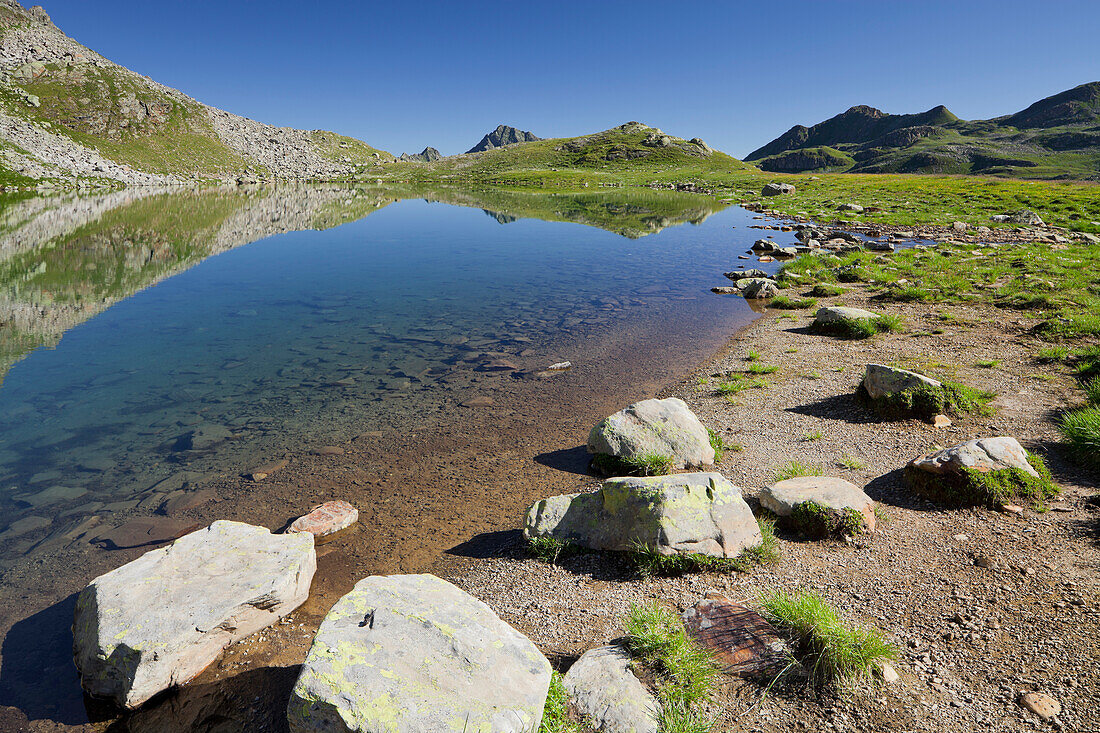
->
[[0, 183, 787, 729]]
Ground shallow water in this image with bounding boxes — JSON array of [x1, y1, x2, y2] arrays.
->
[[0, 183, 791, 728]]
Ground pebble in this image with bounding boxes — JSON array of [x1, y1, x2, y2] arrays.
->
[[1018, 692, 1061, 720]]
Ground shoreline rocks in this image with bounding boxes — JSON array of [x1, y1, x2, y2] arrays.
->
[[588, 397, 715, 470], [563, 645, 659, 733], [524, 472, 762, 558], [288, 574, 550, 733], [74, 520, 316, 709]]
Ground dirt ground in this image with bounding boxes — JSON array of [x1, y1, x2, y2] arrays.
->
[[437, 288, 1100, 733]]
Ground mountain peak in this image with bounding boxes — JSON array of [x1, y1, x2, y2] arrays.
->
[[465, 125, 541, 154], [1004, 81, 1100, 129]]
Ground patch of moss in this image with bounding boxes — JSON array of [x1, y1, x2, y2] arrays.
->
[[905, 451, 1059, 508], [811, 314, 900, 339], [789, 501, 867, 539], [809, 283, 846, 297], [862, 380, 996, 420], [591, 451, 674, 477]]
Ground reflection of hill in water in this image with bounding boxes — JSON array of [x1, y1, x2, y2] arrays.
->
[[0, 184, 727, 381], [411, 186, 729, 238]]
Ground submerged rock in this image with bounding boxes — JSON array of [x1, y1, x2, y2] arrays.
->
[[288, 574, 549, 733], [74, 520, 316, 709], [862, 364, 942, 400], [563, 646, 658, 733], [724, 268, 769, 280], [524, 472, 761, 558], [588, 397, 714, 470], [288, 500, 358, 539]]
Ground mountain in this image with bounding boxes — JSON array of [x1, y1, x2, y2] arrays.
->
[[745, 82, 1100, 180], [465, 124, 541, 154], [398, 147, 443, 163], [0, 0, 393, 188]]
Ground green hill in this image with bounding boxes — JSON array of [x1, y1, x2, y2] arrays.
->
[[746, 82, 1100, 180], [381, 122, 748, 186]]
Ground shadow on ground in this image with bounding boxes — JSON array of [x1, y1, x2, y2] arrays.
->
[[0, 592, 88, 726], [533, 445, 594, 476]]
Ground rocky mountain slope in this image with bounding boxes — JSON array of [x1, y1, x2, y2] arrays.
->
[[0, 1, 393, 188], [745, 82, 1100, 180], [465, 124, 540, 154], [397, 146, 442, 163]]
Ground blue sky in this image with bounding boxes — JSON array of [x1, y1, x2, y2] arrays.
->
[[38, 0, 1100, 158]]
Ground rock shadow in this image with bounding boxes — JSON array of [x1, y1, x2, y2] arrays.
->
[[446, 529, 525, 560], [104, 664, 301, 733], [785, 393, 889, 425], [0, 592, 88, 726], [533, 445, 594, 476], [862, 467, 943, 512]]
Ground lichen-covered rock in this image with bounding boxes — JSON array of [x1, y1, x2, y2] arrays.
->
[[905, 437, 1058, 507], [760, 476, 876, 534], [862, 364, 942, 400], [743, 279, 780, 299], [813, 306, 880, 325], [724, 268, 769, 281], [587, 397, 714, 470], [524, 473, 762, 558], [288, 574, 550, 733], [762, 182, 795, 196], [74, 520, 316, 709], [563, 646, 658, 733]]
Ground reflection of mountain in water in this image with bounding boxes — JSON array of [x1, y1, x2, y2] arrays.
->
[[0, 184, 729, 382], [483, 210, 519, 224]]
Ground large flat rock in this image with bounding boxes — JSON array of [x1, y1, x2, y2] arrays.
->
[[682, 596, 788, 678], [563, 646, 658, 733], [909, 437, 1039, 478], [587, 397, 714, 470], [74, 520, 316, 709], [524, 472, 762, 558], [288, 574, 550, 733]]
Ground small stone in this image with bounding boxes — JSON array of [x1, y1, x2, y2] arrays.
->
[[248, 459, 288, 481], [973, 555, 997, 569], [312, 446, 344, 456], [288, 500, 358, 539], [1000, 504, 1025, 515], [875, 661, 899, 683], [933, 414, 952, 428], [546, 361, 572, 371], [1018, 692, 1061, 720]]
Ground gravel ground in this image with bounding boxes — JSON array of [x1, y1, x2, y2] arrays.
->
[[436, 287, 1100, 732]]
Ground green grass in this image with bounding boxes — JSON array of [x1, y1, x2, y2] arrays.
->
[[623, 602, 720, 729], [539, 672, 580, 733], [811, 313, 902, 339], [1060, 407, 1100, 467], [905, 451, 1060, 508], [1086, 376, 1100, 405], [775, 460, 823, 482], [707, 428, 728, 462], [716, 375, 769, 394], [837, 455, 866, 470], [975, 359, 1000, 369], [863, 380, 996, 420], [809, 284, 846, 297], [802, 429, 824, 442], [527, 536, 586, 564], [747, 362, 779, 375], [759, 590, 897, 686], [789, 501, 868, 539], [591, 451, 674, 477], [631, 517, 779, 577], [769, 295, 818, 310], [747, 349, 761, 362]]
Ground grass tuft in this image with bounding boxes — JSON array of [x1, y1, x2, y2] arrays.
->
[[790, 501, 868, 539], [1060, 406, 1100, 466], [538, 671, 580, 733], [775, 460, 823, 482], [809, 283, 845, 297], [707, 428, 728, 463], [760, 590, 897, 686], [770, 295, 818, 310], [812, 314, 902, 339], [623, 603, 720, 720], [591, 451, 673, 477]]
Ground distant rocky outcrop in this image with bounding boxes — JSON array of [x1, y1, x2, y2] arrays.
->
[[745, 82, 1100, 180], [465, 124, 541, 154], [397, 146, 442, 163]]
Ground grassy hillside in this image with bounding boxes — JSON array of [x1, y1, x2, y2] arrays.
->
[[378, 122, 750, 186], [746, 82, 1100, 181]]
